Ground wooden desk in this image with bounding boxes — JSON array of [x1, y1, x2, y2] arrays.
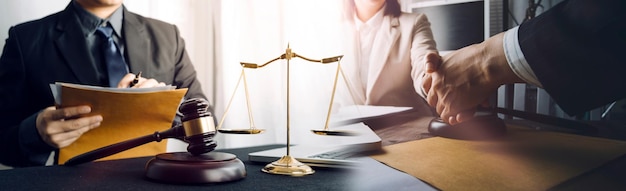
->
[[363, 111, 626, 190]]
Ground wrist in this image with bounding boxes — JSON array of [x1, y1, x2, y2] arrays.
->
[[481, 33, 524, 87], [19, 111, 55, 166]]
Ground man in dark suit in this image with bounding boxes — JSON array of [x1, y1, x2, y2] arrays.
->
[[419, 0, 626, 124], [0, 0, 206, 167]]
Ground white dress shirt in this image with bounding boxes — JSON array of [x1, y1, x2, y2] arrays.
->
[[503, 26, 544, 87], [354, 8, 385, 91]]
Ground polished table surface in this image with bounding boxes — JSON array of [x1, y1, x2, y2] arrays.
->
[[0, 145, 354, 191]]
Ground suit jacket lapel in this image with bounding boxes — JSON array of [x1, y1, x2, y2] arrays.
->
[[123, 8, 149, 74], [54, 4, 99, 85], [365, 16, 400, 100]]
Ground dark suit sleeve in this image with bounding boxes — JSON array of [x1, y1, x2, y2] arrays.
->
[[518, 0, 626, 115], [0, 27, 55, 167], [125, 12, 209, 126], [167, 24, 209, 125], [170, 25, 206, 101]]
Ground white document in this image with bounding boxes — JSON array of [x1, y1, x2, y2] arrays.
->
[[50, 82, 176, 105], [249, 105, 414, 168], [248, 122, 382, 168], [329, 105, 414, 126]]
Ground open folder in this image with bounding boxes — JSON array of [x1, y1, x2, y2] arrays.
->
[[51, 83, 187, 164]]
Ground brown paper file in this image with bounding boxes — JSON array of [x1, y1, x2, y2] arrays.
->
[[370, 125, 626, 191], [58, 84, 187, 164]]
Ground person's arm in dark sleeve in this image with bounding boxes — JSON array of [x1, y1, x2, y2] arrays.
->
[[518, 0, 626, 115], [0, 27, 55, 167]]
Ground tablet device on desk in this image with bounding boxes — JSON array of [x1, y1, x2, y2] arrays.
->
[[248, 123, 382, 168]]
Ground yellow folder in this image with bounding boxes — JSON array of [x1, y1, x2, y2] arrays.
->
[[55, 83, 187, 164]]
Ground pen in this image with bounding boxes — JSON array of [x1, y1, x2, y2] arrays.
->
[[130, 71, 142, 87]]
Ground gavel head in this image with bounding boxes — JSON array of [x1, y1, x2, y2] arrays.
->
[[179, 98, 217, 155]]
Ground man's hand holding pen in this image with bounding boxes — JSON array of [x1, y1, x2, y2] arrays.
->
[[129, 71, 142, 87], [117, 72, 167, 88]]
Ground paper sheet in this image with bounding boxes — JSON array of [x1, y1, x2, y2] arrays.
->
[[329, 105, 413, 126], [370, 125, 626, 191], [53, 83, 187, 164]]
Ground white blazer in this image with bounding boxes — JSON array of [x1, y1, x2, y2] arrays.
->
[[337, 12, 437, 116]]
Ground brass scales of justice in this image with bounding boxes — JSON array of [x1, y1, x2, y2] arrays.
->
[[216, 44, 358, 176]]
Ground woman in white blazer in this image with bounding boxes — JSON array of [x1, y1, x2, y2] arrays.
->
[[337, 0, 439, 117]]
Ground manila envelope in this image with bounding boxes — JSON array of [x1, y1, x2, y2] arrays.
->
[[58, 85, 187, 164]]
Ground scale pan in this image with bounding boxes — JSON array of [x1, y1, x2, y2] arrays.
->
[[311, 129, 357, 136], [218, 129, 265, 134]]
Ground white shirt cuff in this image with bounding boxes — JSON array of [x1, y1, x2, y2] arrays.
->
[[503, 26, 543, 88]]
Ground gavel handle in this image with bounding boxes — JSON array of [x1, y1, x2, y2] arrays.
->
[[64, 126, 183, 166]]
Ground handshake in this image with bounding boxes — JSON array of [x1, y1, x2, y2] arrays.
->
[[416, 33, 523, 126]]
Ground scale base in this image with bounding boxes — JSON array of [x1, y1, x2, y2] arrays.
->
[[145, 152, 246, 184], [262, 155, 315, 176]]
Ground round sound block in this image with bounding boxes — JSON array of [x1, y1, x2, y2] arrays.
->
[[145, 152, 246, 184], [428, 112, 507, 140]]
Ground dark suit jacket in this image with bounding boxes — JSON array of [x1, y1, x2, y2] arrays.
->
[[0, 4, 206, 166], [518, 0, 626, 115]]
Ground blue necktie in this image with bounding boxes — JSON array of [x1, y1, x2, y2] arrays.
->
[[96, 25, 129, 87]]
